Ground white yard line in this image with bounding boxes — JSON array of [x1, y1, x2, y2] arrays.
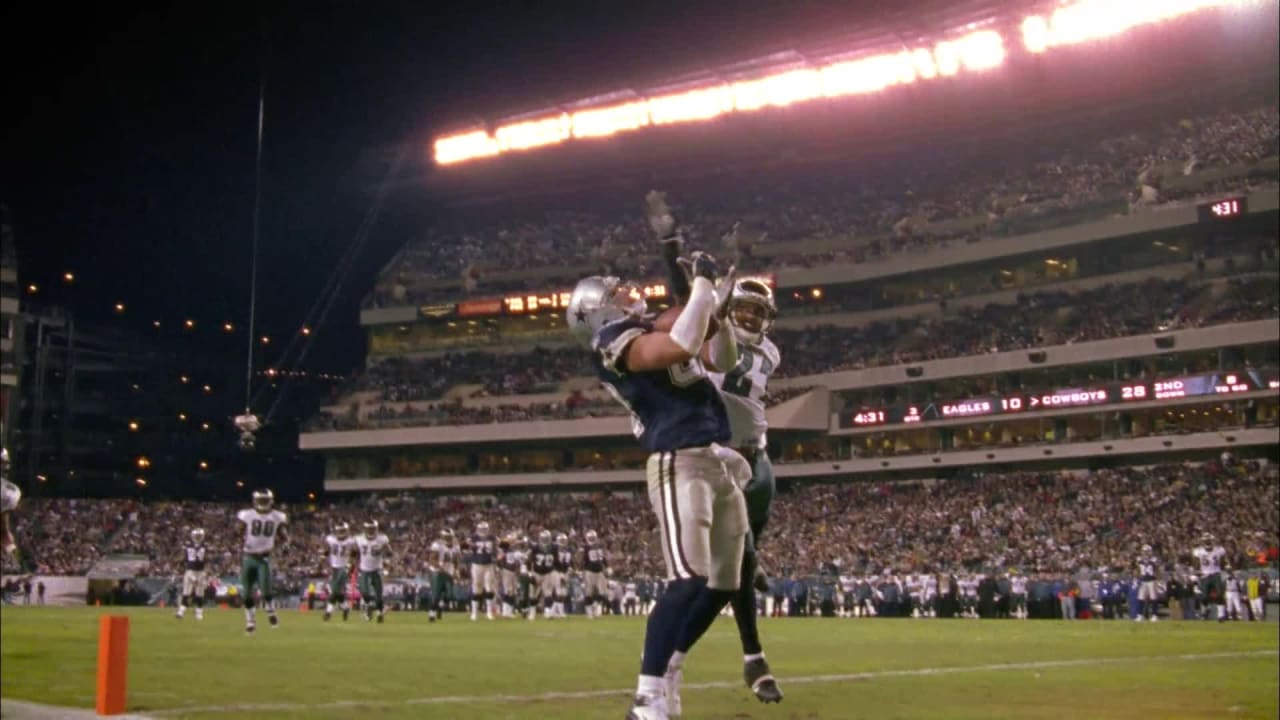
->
[[121, 648, 1277, 716]]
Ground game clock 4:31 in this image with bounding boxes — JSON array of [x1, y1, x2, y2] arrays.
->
[[1197, 196, 1247, 223]]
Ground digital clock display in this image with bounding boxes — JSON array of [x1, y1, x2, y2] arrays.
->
[[1197, 196, 1247, 223]]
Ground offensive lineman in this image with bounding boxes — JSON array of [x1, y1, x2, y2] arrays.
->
[[356, 520, 391, 623], [553, 532, 573, 618], [569, 223, 750, 719], [650, 191, 784, 707], [468, 521, 497, 621], [1193, 533, 1228, 621], [428, 528, 460, 622], [582, 530, 610, 619], [530, 530, 558, 620], [175, 528, 209, 621], [323, 522, 357, 621], [235, 489, 288, 634]]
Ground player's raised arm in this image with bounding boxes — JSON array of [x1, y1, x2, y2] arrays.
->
[[646, 190, 692, 304], [624, 255, 727, 372]]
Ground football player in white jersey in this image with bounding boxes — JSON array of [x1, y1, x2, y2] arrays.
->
[[355, 520, 391, 623], [235, 489, 288, 634], [323, 522, 358, 622], [176, 528, 209, 621], [428, 528, 461, 622], [1192, 533, 1228, 621], [1, 448, 20, 560], [656, 201, 784, 709]]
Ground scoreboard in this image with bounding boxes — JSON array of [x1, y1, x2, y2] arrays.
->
[[844, 369, 1279, 428]]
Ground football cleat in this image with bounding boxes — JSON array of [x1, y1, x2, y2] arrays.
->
[[245, 623, 256, 635], [376, 613, 384, 624], [625, 693, 668, 720], [664, 668, 683, 717], [268, 614, 279, 629], [744, 658, 783, 704]]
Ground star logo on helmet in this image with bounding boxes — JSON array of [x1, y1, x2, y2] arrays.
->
[[575, 308, 588, 324]]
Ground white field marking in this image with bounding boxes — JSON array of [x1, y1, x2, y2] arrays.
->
[[135, 649, 1278, 716]]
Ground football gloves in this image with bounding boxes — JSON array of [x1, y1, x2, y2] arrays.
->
[[645, 190, 679, 240]]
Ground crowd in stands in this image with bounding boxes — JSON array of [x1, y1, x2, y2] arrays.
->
[[7, 461, 1276, 601], [312, 274, 1277, 431], [368, 105, 1277, 307]]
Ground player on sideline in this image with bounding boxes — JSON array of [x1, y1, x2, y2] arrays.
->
[[1, 448, 20, 562], [648, 191, 784, 708], [1135, 544, 1160, 622], [582, 530, 609, 619], [323, 522, 357, 621], [356, 520, 391, 623], [568, 234, 750, 719], [236, 489, 288, 634], [1193, 533, 1227, 622], [468, 521, 498, 621], [176, 528, 209, 621], [428, 528, 460, 622]]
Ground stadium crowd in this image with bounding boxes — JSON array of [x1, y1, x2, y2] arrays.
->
[[368, 105, 1277, 307], [311, 274, 1278, 431], [7, 461, 1276, 603]]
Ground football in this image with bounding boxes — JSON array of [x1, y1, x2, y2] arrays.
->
[[652, 305, 719, 340]]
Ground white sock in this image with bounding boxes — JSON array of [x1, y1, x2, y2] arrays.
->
[[668, 650, 687, 671], [744, 652, 765, 663], [637, 674, 665, 697], [245, 608, 256, 624], [326, 603, 334, 613]]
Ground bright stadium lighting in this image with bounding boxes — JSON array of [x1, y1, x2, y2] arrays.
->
[[434, 130, 500, 165], [1022, 15, 1051, 53], [494, 113, 571, 152], [732, 69, 823, 112], [647, 85, 734, 125], [1023, 0, 1240, 51], [571, 101, 651, 138]]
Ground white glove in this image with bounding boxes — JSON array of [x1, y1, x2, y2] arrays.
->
[[645, 190, 678, 239]]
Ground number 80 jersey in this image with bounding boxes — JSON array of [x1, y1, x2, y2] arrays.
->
[[707, 337, 780, 448], [236, 508, 288, 554]]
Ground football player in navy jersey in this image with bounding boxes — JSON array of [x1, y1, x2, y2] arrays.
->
[[650, 191, 783, 707], [568, 220, 750, 719]]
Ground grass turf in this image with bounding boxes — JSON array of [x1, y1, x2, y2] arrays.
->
[[1, 606, 1276, 719]]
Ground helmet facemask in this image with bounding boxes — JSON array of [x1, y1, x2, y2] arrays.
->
[[729, 279, 776, 345]]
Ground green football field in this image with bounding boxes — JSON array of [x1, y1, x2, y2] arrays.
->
[[1, 606, 1277, 719]]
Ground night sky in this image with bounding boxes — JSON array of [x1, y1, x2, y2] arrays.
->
[[5, 0, 921, 376]]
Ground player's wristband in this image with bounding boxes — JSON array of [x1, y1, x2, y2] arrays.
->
[[669, 276, 715, 355]]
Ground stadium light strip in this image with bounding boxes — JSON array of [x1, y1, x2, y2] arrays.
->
[[433, 0, 1263, 165]]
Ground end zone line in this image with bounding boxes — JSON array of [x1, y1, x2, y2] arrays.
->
[[140, 649, 1277, 715]]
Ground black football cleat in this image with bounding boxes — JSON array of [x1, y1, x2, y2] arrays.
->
[[376, 613, 384, 624], [744, 658, 783, 704], [268, 614, 279, 628], [323, 611, 331, 622]]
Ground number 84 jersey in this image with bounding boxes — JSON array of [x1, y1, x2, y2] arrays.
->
[[708, 337, 780, 448], [236, 508, 288, 554]]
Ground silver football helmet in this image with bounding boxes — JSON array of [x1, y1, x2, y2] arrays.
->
[[727, 277, 777, 345], [566, 275, 647, 347], [190, 528, 206, 545], [252, 489, 274, 512], [538, 530, 552, 546]]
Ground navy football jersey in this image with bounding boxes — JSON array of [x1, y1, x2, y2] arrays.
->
[[583, 546, 607, 573], [591, 318, 730, 453], [532, 547, 556, 575], [554, 546, 573, 573], [471, 535, 496, 565], [184, 544, 207, 571]]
